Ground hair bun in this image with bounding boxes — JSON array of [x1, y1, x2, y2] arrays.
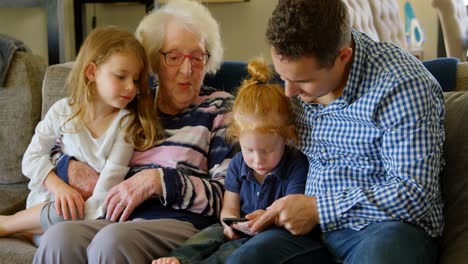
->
[[246, 58, 272, 84]]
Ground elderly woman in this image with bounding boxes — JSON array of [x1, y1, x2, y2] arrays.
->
[[33, 0, 234, 263]]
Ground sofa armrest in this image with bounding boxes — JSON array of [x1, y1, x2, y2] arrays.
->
[[456, 62, 468, 91]]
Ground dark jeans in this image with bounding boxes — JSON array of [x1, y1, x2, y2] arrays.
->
[[171, 223, 330, 264], [226, 225, 330, 264], [323, 221, 439, 264]]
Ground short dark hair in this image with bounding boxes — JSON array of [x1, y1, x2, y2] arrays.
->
[[266, 0, 351, 67]]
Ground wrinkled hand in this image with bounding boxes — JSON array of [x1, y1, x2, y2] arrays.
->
[[251, 194, 319, 236], [52, 180, 85, 220], [68, 160, 99, 201], [105, 169, 162, 222]]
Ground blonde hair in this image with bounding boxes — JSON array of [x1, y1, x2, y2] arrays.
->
[[135, 0, 223, 74], [65, 25, 163, 151], [227, 58, 297, 144]]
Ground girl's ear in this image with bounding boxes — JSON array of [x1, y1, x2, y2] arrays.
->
[[85, 62, 97, 82]]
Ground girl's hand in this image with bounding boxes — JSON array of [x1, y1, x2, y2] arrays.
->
[[52, 181, 85, 220], [105, 168, 162, 222], [233, 209, 267, 236], [223, 225, 243, 241]]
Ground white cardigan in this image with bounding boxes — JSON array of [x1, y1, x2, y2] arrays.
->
[[22, 98, 133, 219]]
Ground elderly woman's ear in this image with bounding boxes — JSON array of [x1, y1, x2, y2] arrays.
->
[[150, 51, 161, 74]]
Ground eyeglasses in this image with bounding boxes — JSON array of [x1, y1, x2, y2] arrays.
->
[[159, 50, 210, 67]]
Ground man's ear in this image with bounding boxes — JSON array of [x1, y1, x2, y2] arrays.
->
[[85, 62, 97, 82], [337, 46, 353, 65]]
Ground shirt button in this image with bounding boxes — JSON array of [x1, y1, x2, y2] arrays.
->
[[257, 192, 260, 196]]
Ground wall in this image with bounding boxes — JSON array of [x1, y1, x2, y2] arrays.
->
[[0, 0, 442, 65], [206, 0, 275, 61], [0, 8, 48, 62], [79, 0, 275, 62], [397, 0, 439, 60]]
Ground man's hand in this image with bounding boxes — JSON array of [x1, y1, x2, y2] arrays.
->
[[233, 209, 268, 236], [105, 168, 163, 222], [250, 194, 319, 236], [68, 160, 99, 200]]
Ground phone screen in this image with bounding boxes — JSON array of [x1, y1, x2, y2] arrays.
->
[[222, 217, 248, 226]]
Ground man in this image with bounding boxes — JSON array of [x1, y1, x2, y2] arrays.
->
[[245, 0, 444, 263]]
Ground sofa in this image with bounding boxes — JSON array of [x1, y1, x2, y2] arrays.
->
[[0, 51, 46, 264], [1, 55, 468, 263]]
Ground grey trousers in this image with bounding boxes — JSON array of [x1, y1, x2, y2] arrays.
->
[[33, 218, 199, 264]]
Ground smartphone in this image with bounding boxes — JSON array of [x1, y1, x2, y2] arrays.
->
[[222, 217, 248, 226]]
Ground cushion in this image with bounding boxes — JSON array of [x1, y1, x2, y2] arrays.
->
[[0, 236, 36, 264], [0, 184, 29, 215], [456, 62, 468, 91], [439, 91, 468, 263], [423, 57, 460, 92], [0, 52, 46, 184], [41, 62, 73, 118], [204, 60, 248, 94]]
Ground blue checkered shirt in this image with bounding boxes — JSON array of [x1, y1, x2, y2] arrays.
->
[[295, 30, 445, 237]]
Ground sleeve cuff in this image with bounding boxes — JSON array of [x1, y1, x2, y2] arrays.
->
[[55, 154, 75, 185], [160, 168, 180, 206], [316, 193, 341, 232], [156, 168, 167, 205]]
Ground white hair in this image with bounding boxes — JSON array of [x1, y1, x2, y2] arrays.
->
[[135, 0, 223, 74]]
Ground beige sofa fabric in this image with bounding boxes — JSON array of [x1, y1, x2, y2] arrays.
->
[[0, 52, 46, 184], [41, 62, 73, 118], [0, 51, 46, 264], [440, 91, 468, 263], [456, 62, 468, 91]]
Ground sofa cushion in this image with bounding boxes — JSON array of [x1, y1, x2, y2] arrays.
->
[[0, 183, 29, 215], [423, 57, 460, 92], [456, 62, 468, 91], [41, 62, 73, 118], [0, 52, 46, 184], [0, 236, 36, 264], [439, 91, 468, 263]]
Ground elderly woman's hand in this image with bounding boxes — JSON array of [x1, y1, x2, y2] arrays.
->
[[104, 168, 163, 222]]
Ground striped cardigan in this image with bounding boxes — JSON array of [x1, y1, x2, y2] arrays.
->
[[123, 86, 234, 228]]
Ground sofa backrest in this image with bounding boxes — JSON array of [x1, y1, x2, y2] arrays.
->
[[41, 59, 466, 118], [205, 59, 462, 93], [0, 52, 46, 184], [439, 91, 468, 263]]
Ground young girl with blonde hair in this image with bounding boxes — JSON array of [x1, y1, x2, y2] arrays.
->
[[0, 26, 163, 239], [154, 58, 326, 264]]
